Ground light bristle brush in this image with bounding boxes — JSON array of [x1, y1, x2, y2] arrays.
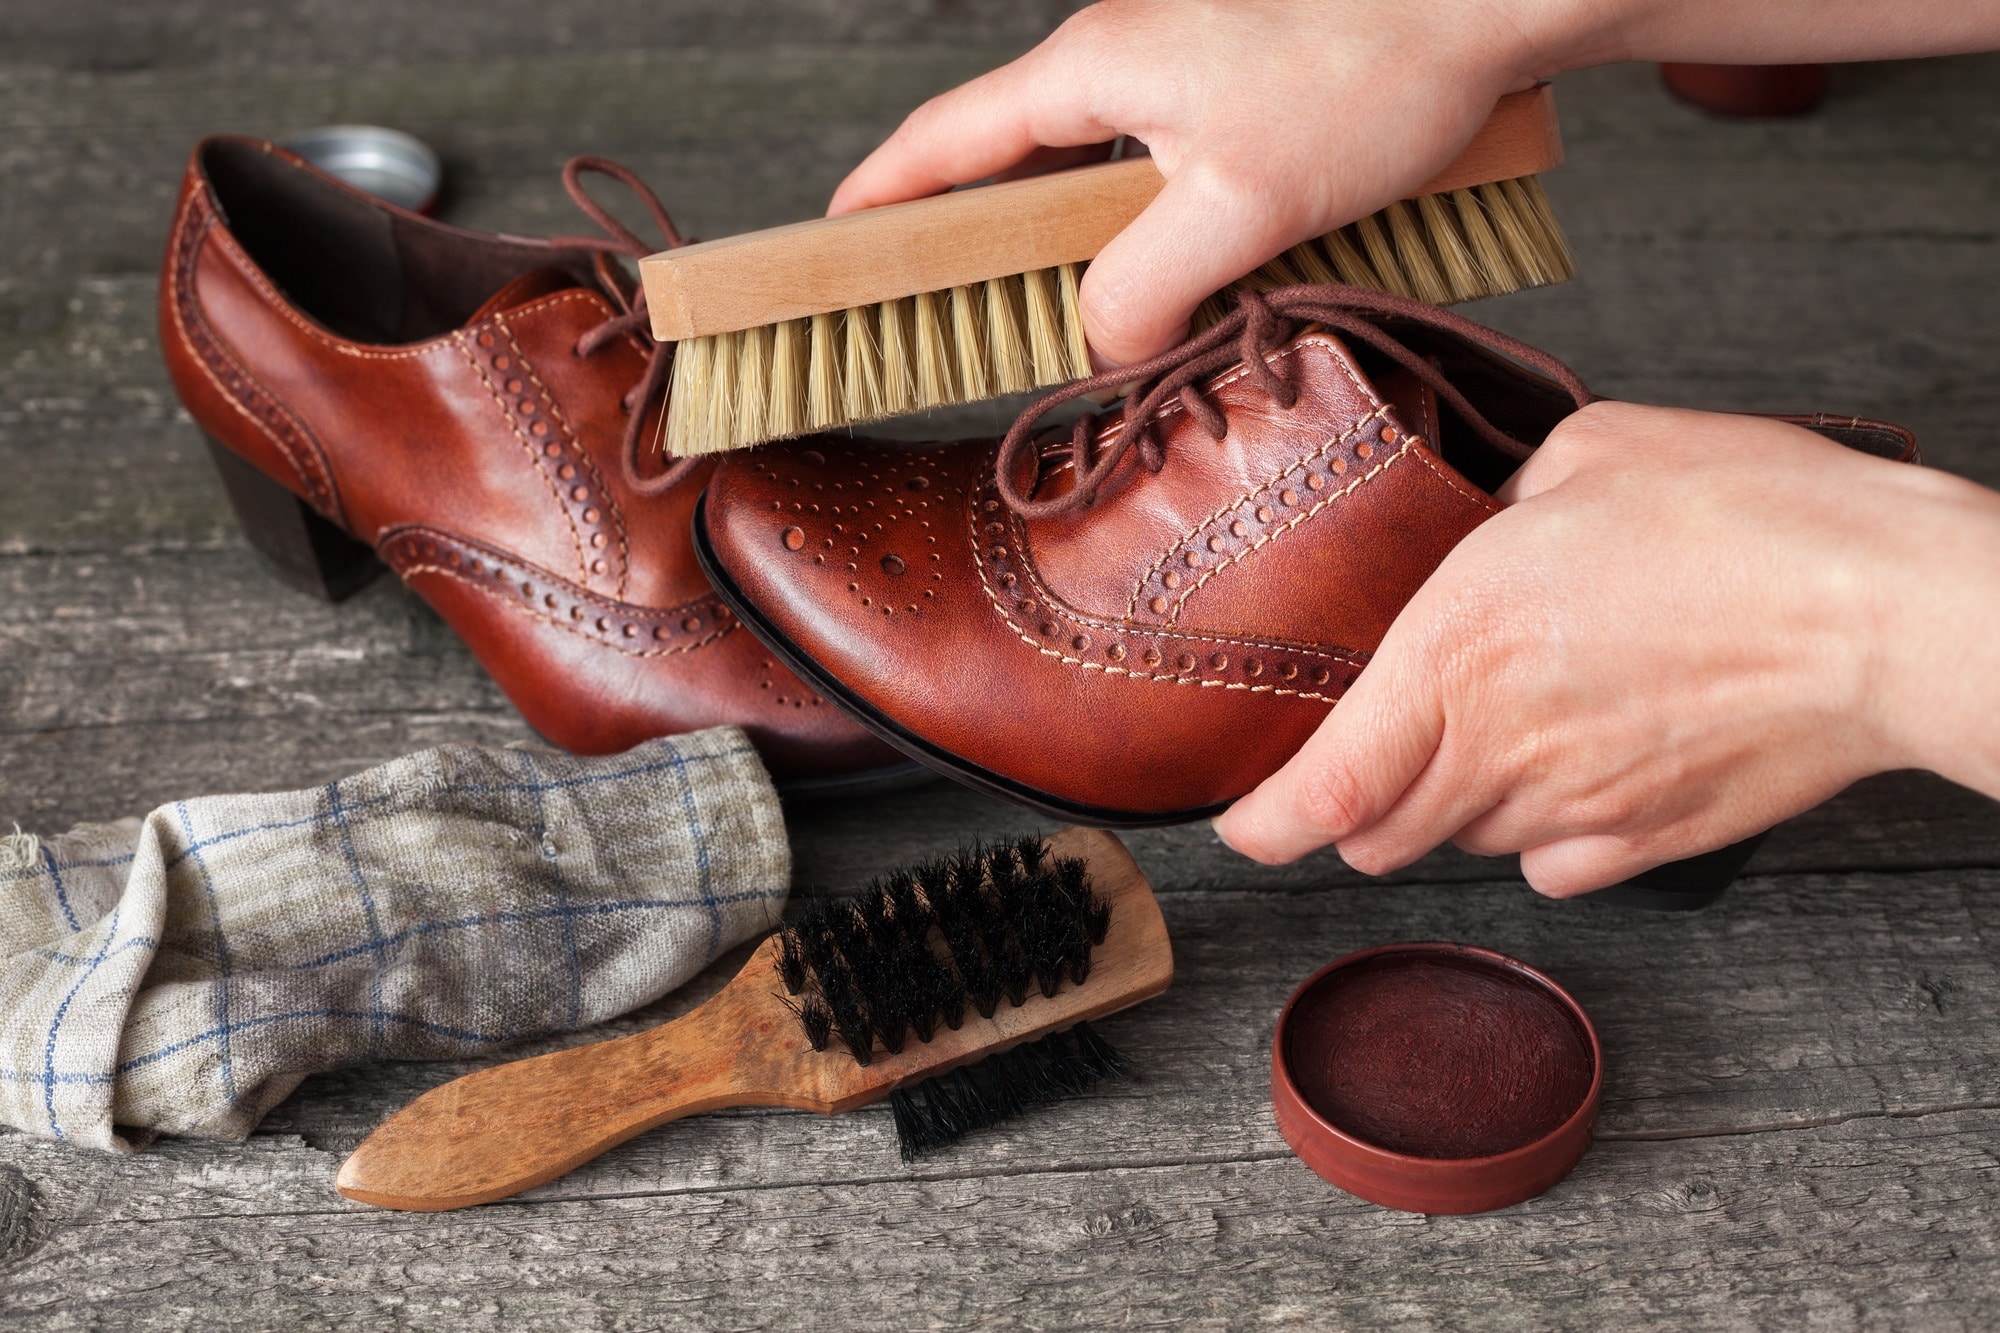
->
[[643, 84, 1571, 456], [335, 827, 1172, 1211]]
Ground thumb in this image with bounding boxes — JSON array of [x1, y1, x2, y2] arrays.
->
[[1080, 162, 1315, 367], [1213, 645, 1444, 866], [1518, 834, 1669, 899]]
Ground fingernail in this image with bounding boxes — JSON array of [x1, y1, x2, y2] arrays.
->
[[1210, 815, 1239, 852]]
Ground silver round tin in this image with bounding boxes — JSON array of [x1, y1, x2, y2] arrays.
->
[[282, 125, 442, 213]]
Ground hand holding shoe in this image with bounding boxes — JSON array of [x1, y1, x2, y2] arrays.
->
[[1215, 403, 2000, 894], [694, 287, 1925, 834]]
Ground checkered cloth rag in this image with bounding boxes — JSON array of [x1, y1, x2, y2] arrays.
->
[[0, 727, 789, 1152]]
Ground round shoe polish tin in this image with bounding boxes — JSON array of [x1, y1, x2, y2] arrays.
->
[[1271, 942, 1602, 1215], [281, 125, 442, 214]]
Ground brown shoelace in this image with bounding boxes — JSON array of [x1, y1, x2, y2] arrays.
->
[[547, 156, 699, 496], [995, 285, 1596, 519]]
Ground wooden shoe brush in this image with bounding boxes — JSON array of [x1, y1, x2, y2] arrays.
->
[[335, 827, 1172, 1210], [642, 84, 1570, 456]]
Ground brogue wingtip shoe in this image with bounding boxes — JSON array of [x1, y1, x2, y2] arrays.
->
[[699, 328, 1488, 824], [159, 135, 905, 783], [697, 285, 1922, 825]]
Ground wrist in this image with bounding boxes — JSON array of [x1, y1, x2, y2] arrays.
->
[[1492, 0, 1646, 76], [1861, 468, 2000, 796]]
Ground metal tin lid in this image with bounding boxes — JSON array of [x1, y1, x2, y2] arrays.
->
[[282, 125, 442, 214], [1271, 942, 1601, 1215]]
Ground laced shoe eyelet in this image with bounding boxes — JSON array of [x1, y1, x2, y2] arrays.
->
[[992, 285, 1585, 521]]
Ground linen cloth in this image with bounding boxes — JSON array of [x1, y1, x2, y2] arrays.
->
[[0, 727, 788, 1151]]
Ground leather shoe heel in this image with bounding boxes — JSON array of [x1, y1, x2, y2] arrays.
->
[[203, 432, 382, 602]]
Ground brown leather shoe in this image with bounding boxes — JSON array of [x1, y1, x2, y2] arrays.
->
[[159, 137, 908, 784], [695, 286, 1918, 825]]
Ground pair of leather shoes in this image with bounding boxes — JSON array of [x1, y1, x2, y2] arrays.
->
[[160, 138, 906, 785], [164, 139, 1919, 899]]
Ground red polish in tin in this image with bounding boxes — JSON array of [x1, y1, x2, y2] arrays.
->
[[1271, 942, 1602, 1215]]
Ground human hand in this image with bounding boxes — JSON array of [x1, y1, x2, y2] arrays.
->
[[830, 0, 2000, 370], [1213, 402, 2000, 896], [830, 0, 1552, 366]]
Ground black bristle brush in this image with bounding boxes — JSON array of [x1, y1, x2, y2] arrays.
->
[[337, 827, 1173, 1209], [773, 834, 1128, 1159]]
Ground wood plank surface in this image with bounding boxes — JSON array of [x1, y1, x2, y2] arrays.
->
[[3, 873, 2000, 1326], [0, 4, 1997, 1325]]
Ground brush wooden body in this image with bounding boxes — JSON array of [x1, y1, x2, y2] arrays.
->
[[642, 85, 1571, 456], [642, 85, 1561, 342], [334, 828, 1171, 1211]]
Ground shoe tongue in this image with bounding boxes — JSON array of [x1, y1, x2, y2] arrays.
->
[[467, 266, 586, 323]]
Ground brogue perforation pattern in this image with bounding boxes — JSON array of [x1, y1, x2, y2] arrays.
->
[[379, 525, 734, 659], [387, 525, 835, 715], [753, 443, 954, 622], [459, 316, 628, 596], [968, 460, 1368, 703], [1135, 409, 1420, 626]]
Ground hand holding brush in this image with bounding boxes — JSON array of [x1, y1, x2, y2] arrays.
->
[[827, 0, 1567, 370], [644, 1, 1576, 455], [828, 0, 1991, 368]]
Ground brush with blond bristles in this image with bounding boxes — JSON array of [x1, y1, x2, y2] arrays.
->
[[640, 85, 1573, 457]]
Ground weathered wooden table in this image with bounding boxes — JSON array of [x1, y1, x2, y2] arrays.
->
[[3, 5, 1998, 1325]]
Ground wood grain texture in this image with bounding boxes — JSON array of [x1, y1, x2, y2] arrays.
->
[[0, 10, 1997, 1325], [9, 1112, 2000, 1329], [0, 2, 1092, 72], [3, 874, 2000, 1326]]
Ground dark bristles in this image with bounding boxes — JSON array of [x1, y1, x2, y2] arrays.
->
[[776, 932, 808, 995], [888, 1022, 1128, 1160], [979, 844, 1040, 1010], [932, 857, 1002, 1020], [1072, 1021, 1129, 1079], [774, 838, 1113, 1067], [782, 995, 834, 1053], [884, 872, 931, 938], [1061, 859, 1113, 948]]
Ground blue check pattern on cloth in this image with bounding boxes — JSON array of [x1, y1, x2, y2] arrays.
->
[[0, 727, 789, 1151]]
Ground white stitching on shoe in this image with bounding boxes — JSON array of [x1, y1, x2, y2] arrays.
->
[[970, 458, 1363, 702], [167, 191, 342, 520], [455, 329, 592, 584], [498, 316, 633, 600]]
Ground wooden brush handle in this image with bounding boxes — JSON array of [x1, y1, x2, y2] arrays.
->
[[333, 947, 833, 1211], [336, 828, 1172, 1212], [641, 84, 1562, 341]]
